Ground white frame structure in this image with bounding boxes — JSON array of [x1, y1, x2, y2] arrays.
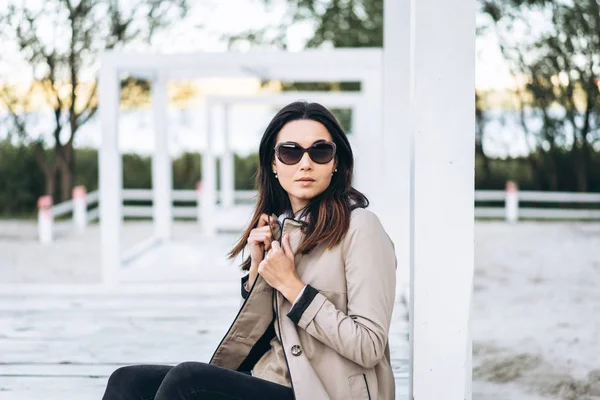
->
[[99, 50, 383, 286], [202, 92, 366, 236], [99, 0, 476, 394]]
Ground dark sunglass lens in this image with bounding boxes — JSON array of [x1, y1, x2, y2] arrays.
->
[[278, 144, 303, 164], [309, 143, 335, 164]]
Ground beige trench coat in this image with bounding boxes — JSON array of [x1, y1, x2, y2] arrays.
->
[[210, 207, 397, 400]]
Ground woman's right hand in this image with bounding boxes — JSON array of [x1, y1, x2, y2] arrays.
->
[[246, 213, 275, 288]]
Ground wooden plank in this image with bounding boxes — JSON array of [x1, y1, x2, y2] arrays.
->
[[0, 293, 410, 399], [519, 208, 600, 220], [51, 200, 74, 217], [518, 191, 600, 203]]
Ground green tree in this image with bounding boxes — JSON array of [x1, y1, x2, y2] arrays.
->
[[482, 0, 600, 191], [0, 141, 45, 216], [173, 152, 201, 190], [0, 0, 187, 202], [226, 0, 382, 50]]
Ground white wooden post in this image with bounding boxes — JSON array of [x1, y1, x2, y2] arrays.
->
[[72, 186, 87, 233], [37, 195, 53, 244], [383, 0, 411, 304], [357, 71, 384, 215], [221, 104, 235, 209], [99, 55, 123, 288], [352, 94, 367, 195], [201, 101, 217, 236], [408, 0, 476, 398], [505, 180, 519, 223], [196, 181, 203, 223], [152, 70, 173, 240]]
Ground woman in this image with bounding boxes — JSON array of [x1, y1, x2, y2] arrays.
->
[[102, 101, 397, 400]]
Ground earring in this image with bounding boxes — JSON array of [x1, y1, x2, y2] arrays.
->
[[332, 168, 337, 175], [274, 171, 278, 179]]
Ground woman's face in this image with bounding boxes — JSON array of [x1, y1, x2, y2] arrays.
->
[[272, 119, 337, 214]]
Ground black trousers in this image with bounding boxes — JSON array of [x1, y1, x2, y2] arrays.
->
[[101, 362, 294, 400]]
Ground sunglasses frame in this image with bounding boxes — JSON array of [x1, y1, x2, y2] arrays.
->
[[273, 140, 337, 165]]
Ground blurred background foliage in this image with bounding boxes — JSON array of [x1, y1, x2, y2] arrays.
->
[[2, 0, 600, 216]]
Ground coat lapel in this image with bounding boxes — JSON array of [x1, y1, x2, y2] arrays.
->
[[211, 213, 308, 371]]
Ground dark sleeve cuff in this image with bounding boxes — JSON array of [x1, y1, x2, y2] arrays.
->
[[241, 274, 250, 299], [287, 284, 319, 324]]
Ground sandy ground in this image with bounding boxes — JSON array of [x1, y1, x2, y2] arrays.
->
[[1, 220, 599, 399], [473, 221, 600, 400]]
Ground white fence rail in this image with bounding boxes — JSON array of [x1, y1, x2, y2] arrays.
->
[[37, 181, 600, 243], [474, 190, 600, 203], [475, 181, 600, 222]]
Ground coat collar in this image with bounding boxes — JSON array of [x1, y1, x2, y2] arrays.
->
[[269, 212, 307, 255]]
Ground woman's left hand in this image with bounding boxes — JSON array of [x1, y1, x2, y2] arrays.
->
[[258, 232, 305, 302]]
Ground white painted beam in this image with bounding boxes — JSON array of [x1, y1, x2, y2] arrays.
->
[[200, 102, 217, 236], [207, 92, 363, 107], [408, 0, 476, 399], [221, 104, 235, 209], [383, 0, 411, 303], [152, 70, 173, 240], [100, 50, 382, 81], [99, 56, 123, 288], [359, 69, 384, 215]]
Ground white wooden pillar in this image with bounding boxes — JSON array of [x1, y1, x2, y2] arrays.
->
[[393, 0, 477, 398], [383, 0, 411, 304], [352, 94, 366, 196], [348, 105, 357, 143], [201, 101, 217, 236], [345, 104, 358, 175], [221, 104, 235, 209], [505, 180, 519, 223], [72, 186, 88, 233], [37, 195, 53, 244], [99, 56, 122, 288], [358, 72, 384, 216], [152, 70, 172, 240]]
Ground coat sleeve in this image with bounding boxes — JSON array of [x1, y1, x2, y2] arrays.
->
[[286, 209, 397, 369]]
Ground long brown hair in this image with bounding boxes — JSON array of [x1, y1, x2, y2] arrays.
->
[[227, 101, 369, 271]]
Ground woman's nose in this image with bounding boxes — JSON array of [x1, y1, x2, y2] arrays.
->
[[298, 152, 313, 169]]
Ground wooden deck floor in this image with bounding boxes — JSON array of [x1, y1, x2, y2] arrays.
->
[[0, 228, 409, 399]]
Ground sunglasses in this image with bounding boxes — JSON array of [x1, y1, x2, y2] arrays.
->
[[274, 141, 337, 165]]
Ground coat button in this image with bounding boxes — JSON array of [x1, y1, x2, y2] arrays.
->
[[290, 345, 302, 356]]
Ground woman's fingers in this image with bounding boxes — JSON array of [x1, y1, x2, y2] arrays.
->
[[257, 213, 275, 228], [248, 227, 270, 240], [248, 214, 277, 255], [257, 213, 268, 227], [248, 229, 274, 248], [264, 236, 272, 251], [249, 227, 273, 241]]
